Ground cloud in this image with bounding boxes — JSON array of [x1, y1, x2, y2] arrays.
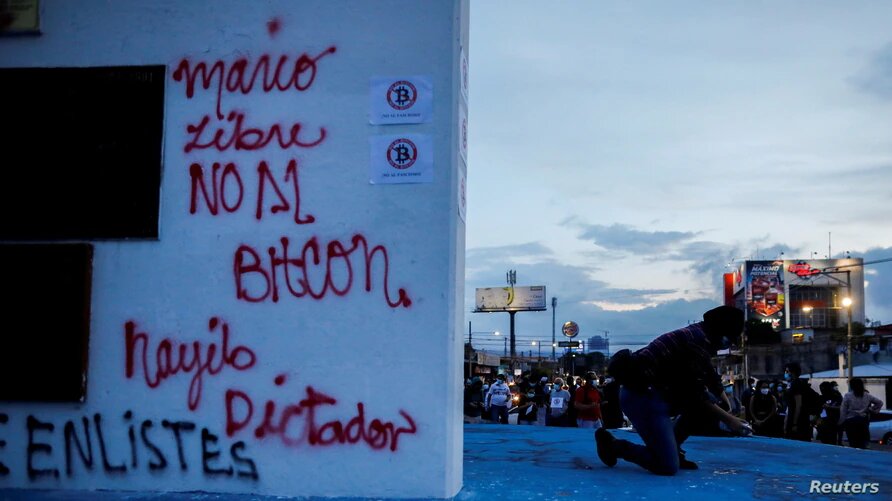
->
[[851, 42, 892, 100], [565, 222, 701, 255]]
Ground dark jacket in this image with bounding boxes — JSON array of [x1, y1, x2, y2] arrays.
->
[[609, 322, 721, 413]]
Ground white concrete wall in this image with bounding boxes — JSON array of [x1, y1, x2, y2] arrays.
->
[[0, 0, 467, 498]]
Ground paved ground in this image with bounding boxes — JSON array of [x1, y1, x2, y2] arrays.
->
[[3, 425, 892, 500]]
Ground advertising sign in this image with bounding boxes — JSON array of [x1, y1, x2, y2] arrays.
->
[[475, 285, 547, 312], [745, 260, 785, 329], [562, 320, 579, 338]]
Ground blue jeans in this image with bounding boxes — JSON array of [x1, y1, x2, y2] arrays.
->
[[490, 405, 509, 424], [617, 387, 687, 475]]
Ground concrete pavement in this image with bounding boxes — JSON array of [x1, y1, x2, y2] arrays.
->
[[3, 424, 892, 500]]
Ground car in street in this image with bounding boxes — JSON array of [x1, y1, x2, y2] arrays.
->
[[869, 410, 892, 446]]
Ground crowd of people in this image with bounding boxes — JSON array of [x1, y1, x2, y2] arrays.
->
[[464, 365, 884, 449], [465, 304, 885, 478], [463, 370, 626, 429]]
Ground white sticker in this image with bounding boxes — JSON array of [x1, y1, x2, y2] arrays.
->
[[369, 76, 433, 124], [369, 134, 433, 184]]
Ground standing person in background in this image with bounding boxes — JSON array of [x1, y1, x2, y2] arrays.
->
[[463, 377, 485, 424], [574, 371, 603, 429], [600, 374, 624, 429], [749, 380, 779, 437], [783, 362, 820, 442], [547, 377, 571, 427], [534, 376, 550, 426], [839, 377, 884, 449], [485, 374, 512, 424], [514, 387, 538, 425], [723, 382, 743, 418], [772, 380, 787, 435], [566, 376, 580, 426], [740, 377, 756, 422], [816, 381, 843, 445]]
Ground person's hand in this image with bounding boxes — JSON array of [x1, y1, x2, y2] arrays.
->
[[726, 417, 752, 436]]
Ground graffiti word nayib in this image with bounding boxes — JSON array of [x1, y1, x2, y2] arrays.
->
[[225, 376, 416, 452], [125, 318, 257, 411], [234, 234, 412, 308], [189, 158, 315, 225], [19, 412, 257, 481], [172, 46, 337, 120]]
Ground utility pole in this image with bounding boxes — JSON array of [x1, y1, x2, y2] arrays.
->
[[506, 270, 517, 365], [551, 297, 557, 362]]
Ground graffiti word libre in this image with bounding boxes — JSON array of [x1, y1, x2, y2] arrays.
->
[[234, 234, 412, 308], [125, 318, 257, 411], [13, 413, 257, 481], [189, 159, 315, 224], [184, 111, 326, 153], [172, 46, 337, 120], [225, 377, 417, 452]]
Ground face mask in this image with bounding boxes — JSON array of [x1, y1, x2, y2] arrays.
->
[[604, 377, 614, 384], [724, 386, 733, 394], [783, 373, 791, 380], [760, 388, 770, 395], [526, 393, 534, 398]]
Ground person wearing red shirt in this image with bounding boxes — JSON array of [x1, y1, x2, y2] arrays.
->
[[574, 372, 602, 429]]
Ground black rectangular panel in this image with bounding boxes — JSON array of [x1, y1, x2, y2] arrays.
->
[[0, 65, 165, 240], [0, 244, 93, 402]]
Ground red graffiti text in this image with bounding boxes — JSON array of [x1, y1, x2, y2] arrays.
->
[[183, 111, 326, 153], [234, 234, 412, 308], [125, 318, 257, 411], [172, 47, 337, 120], [189, 158, 315, 225], [225, 376, 417, 452]]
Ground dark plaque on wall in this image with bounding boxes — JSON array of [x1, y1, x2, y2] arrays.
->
[[0, 243, 93, 402], [0, 65, 165, 240]]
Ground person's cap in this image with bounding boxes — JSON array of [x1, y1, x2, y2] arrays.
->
[[703, 305, 745, 336], [496, 373, 506, 380], [554, 378, 564, 385], [540, 376, 548, 382]]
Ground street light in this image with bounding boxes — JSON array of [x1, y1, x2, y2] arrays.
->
[[842, 297, 853, 379], [802, 305, 813, 328], [531, 341, 541, 362]]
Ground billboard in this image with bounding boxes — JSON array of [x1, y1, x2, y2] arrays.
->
[[746, 260, 785, 329], [475, 285, 547, 312]]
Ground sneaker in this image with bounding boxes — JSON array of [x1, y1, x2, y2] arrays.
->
[[595, 428, 618, 467], [678, 451, 698, 470]]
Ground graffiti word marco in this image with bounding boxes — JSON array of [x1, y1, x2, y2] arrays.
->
[[125, 317, 257, 411], [172, 46, 337, 120]]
